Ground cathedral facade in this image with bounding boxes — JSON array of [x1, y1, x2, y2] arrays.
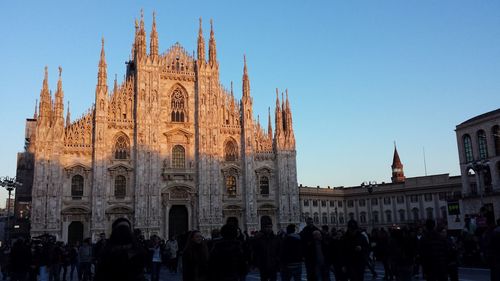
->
[[27, 13, 299, 243]]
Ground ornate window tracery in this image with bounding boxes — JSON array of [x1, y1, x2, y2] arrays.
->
[[259, 176, 269, 195], [226, 176, 237, 197], [172, 145, 186, 169], [115, 175, 126, 199], [71, 175, 84, 199], [171, 88, 186, 122], [114, 135, 130, 160], [224, 140, 238, 161]]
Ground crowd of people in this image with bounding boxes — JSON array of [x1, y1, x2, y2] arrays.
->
[[0, 214, 499, 281]]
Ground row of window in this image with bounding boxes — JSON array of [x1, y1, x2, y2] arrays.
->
[[462, 126, 500, 163], [113, 136, 239, 165], [304, 206, 447, 225], [70, 174, 271, 199], [302, 193, 449, 208]]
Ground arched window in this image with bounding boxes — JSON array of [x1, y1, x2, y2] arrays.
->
[[385, 210, 392, 223], [322, 213, 328, 224], [360, 212, 367, 223], [399, 209, 405, 222], [313, 212, 319, 224], [478, 130, 488, 159], [331, 213, 336, 224], [372, 211, 379, 223], [463, 134, 473, 163], [115, 175, 126, 199], [114, 135, 130, 159], [226, 176, 237, 197], [224, 140, 238, 161], [172, 145, 185, 169], [412, 208, 419, 221], [71, 175, 84, 199], [493, 126, 500, 156], [426, 207, 434, 220], [259, 176, 269, 195], [171, 88, 186, 122], [348, 212, 355, 220], [339, 214, 345, 224]]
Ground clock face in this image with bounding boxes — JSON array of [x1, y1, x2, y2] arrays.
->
[[393, 168, 401, 172]]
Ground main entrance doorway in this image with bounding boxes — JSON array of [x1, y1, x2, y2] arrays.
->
[[68, 221, 84, 245], [169, 205, 188, 238]]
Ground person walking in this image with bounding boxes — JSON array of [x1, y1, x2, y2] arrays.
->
[[252, 221, 280, 281], [421, 220, 448, 281], [165, 236, 179, 273], [208, 224, 246, 281], [342, 220, 368, 281], [78, 238, 92, 281], [149, 235, 163, 281], [300, 217, 320, 281], [9, 238, 31, 281]]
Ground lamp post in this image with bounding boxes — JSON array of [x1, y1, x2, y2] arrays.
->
[[0, 176, 22, 244], [467, 160, 490, 208], [362, 181, 377, 231]]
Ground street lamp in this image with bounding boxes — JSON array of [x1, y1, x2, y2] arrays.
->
[[0, 176, 22, 244], [361, 181, 377, 230], [466, 160, 490, 207]]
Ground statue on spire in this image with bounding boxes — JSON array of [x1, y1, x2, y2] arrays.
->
[[197, 17, 206, 63]]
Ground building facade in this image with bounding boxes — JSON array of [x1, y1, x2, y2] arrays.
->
[[23, 13, 299, 243], [299, 147, 463, 231], [456, 108, 500, 222]]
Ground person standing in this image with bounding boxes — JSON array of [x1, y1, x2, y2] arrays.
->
[[300, 217, 320, 281], [68, 242, 79, 281], [182, 230, 209, 281], [78, 238, 93, 281], [209, 224, 246, 281], [149, 235, 163, 281], [165, 236, 178, 273], [421, 220, 448, 281], [9, 238, 31, 281], [280, 224, 303, 281], [252, 221, 280, 281], [342, 220, 368, 281]]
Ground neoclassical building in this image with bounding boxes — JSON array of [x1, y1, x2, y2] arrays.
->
[[299, 147, 463, 231], [455, 108, 500, 221], [24, 13, 299, 243]]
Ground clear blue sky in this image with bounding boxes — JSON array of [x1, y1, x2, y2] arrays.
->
[[0, 1, 499, 206]]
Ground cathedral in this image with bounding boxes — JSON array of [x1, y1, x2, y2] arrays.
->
[[25, 12, 299, 243]]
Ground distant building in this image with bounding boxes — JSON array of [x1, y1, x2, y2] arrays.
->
[[455, 108, 500, 223], [299, 146, 462, 231]]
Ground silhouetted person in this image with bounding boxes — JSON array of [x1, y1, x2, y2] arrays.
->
[[300, 217, 319, 281], [94, 218, 147, 281], [342, 220, 368, 281], [182, 230, 209, 281], [9, 238, 31, 281], [421, 219, 448, 281], [165, 235, 179, 273], [252, 221, 280, 281], [209, 224, 246, 281], [280, 224, 303, 281]]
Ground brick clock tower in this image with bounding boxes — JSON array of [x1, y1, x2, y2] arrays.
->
[[391, 144, 405, 183]]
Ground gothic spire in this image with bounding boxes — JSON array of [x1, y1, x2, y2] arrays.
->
[[285, 89, 293, 131], [150, 11, 159, 60], [54, 66, 64, 118], [39, 66, 51, 121], [134, 9, 147, 59], [275, 88, 283, 136], [197, 17, 206, 63], [268, 107, 273, 140], [97, 38, 107, 87], [66, 101, 71, 127], [34, 99, 38, 119], [208, 19, 217, 66], [242, 55, 250, 98]]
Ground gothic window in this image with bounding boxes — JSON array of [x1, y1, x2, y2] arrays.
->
[[412, 208, 419, 221], [259, 176, 269, 195], [114, 175, 126, 199], [493, 126, 500, 156], [478, 130, 488, 159], [71, 175, 84, 199], [226, 176, 237, 197], [463, 134, 473, 163], [385, 210, 392, 223], [399, 209, 406, 222], [224, 140, 238, 161], [171, 88, 186, 122], [172, 145, 185, 169], [114, 135, 130, 159]]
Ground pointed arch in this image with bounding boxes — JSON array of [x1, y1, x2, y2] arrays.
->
[[170, 84, 188, 123], [113, 132, 130, 160], [224, 138, 238, 162]]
